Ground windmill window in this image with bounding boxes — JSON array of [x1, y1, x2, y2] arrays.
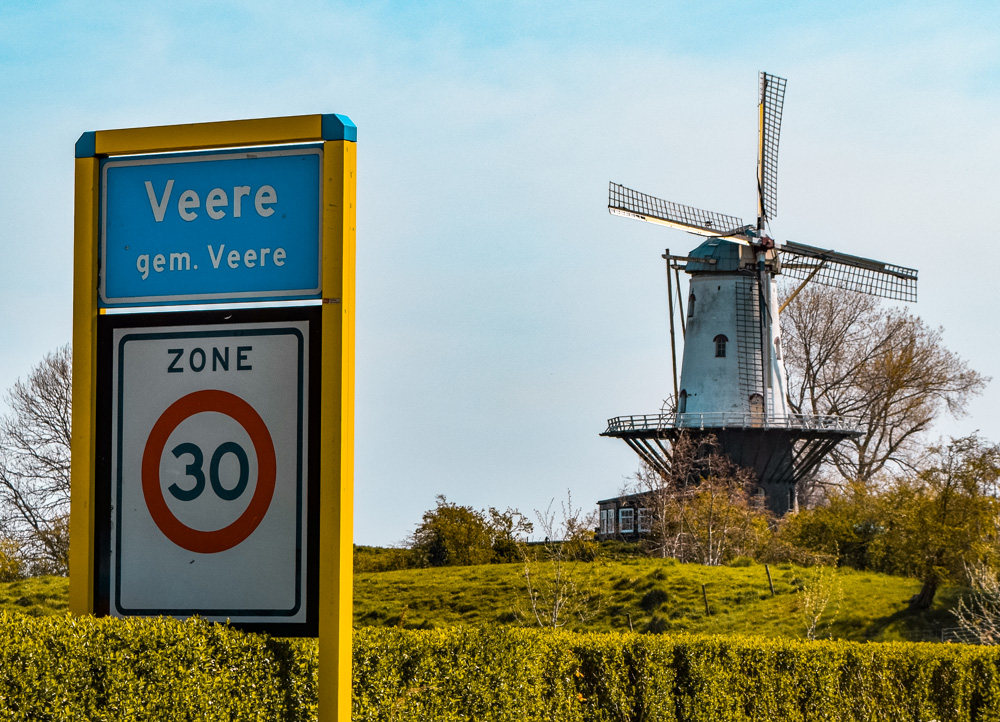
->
[[714, 334, 728, 358], [774, 336, 782, 360], [678, 389, 687, 413], [688, 293, 695, 317]]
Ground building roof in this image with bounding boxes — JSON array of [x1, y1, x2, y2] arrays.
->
[[597, 491, 652, 505]]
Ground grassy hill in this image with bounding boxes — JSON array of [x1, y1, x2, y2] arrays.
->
[[0, 576, 68, 617], [5, 559, 963, 643], [354, 558, 962, 643]]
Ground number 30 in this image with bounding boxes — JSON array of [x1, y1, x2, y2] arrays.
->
[[168, 442, 251, 501]]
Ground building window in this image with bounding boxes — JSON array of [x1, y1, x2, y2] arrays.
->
[[600, 508, 615, 535], [678, 389, 687, 414], [637, 508, 651, 533], [619, 508, 634, 534], [714, 334, 728, 358], [688, 293, 695, 318]]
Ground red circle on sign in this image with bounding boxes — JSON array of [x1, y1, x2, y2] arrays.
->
[[141, 389, 277, 554]]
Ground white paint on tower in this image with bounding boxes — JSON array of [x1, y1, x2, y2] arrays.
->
[[676, 237, 791, 423]]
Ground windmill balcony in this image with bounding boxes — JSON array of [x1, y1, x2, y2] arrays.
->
[[603, 412, 862, 436]]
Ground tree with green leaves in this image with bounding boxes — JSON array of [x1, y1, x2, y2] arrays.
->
[[409, 495, 494, 567], [408, 495, 532, 567], [878, 434, 1000, 610], [782, 434, 1000, 610], [777, 480, 882, 570]]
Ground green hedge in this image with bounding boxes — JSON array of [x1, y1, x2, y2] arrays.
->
[[354, 628, 1000, 721], [0, 613, 998, 721], [0, 613, 317, 721]]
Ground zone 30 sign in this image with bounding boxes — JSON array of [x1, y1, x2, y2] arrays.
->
[[104, 312, 318, 625]]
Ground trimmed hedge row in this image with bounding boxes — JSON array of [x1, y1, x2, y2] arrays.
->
[[354, 627, 1000, 721], [0, 613, 317, 721], [0, 613, 998, 721]]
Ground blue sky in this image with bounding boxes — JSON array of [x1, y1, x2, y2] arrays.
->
[[3, 1, 1000, 545]]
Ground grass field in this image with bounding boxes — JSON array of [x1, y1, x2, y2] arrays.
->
[[354, 558, 962, 642], [7, 558, 963, 643], [0, 575, 68, 617]]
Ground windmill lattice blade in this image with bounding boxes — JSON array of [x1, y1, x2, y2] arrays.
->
[[779, 240, 918, 302], [609, 182, 747, 237], [758, 72, 786, 224]]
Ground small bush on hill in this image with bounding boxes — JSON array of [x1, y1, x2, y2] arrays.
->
[[407, 496, 533, 567], [640, 587, 670, 612], [353, 545, 417, 573]]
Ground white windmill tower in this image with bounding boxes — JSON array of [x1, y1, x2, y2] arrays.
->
[[602, 72, 918, 514]]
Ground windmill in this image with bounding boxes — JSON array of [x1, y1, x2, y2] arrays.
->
[[602, 72, 918, 515]]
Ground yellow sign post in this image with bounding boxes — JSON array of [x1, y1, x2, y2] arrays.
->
[[70, 114, 355, 720]]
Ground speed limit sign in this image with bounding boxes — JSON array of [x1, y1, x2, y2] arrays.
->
[[96, 307, 320, 631]]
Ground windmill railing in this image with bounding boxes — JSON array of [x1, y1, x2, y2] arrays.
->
[[603, 412, 862, 435]]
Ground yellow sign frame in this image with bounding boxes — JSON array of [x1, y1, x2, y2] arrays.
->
[[70, 114, 355, 720]]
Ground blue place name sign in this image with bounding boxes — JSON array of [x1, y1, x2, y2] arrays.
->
[[100, 146, 322, 306]]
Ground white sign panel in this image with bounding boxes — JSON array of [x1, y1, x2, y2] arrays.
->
[[109, 318, 310, 624]]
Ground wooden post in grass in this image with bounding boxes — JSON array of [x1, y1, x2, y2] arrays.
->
[[702, 584, 709, 615], [765, 564, 775, 597]]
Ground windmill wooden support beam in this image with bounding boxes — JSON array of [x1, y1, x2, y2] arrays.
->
[[601, 414, 861, 516]]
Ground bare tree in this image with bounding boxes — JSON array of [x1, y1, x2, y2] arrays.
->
[[780, 285, 986, 482], [630, 433, 700, 560], [518, 491, 602, 628], [799, 566, 843, 640], [629, 434, 771, 565], [954, 562, 1000, 645], [0, 346, 72, 574]]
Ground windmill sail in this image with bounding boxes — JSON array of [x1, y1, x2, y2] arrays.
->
[[757, 72, 787, 229], [609, 182, 747, 237], [601, 70, 908, 518], [778, 240, 918, 302]]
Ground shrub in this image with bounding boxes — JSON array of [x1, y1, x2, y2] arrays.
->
[[353, 545, 417, 573], [2, 614, 1000, 721], [354, 628, 1000, 721], [0, 612, 316, 721], [639, 587, 669, 612], [0, 537, 24, 582]]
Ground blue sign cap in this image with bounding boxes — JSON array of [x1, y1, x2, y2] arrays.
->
[[321, 114, 357, 142]]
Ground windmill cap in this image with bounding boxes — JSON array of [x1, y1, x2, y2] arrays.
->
[[685, 238, 752, 273]]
